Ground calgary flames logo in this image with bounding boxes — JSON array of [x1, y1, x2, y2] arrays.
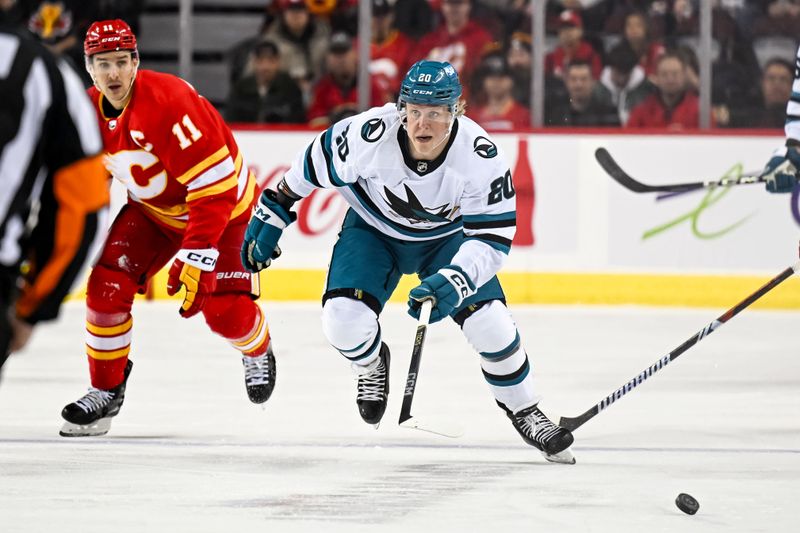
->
[[104, 150, 167, 199]]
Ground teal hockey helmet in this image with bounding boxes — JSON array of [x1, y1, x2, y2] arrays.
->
[[398, 60, 462, 112]]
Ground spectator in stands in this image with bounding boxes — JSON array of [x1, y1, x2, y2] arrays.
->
[[546, 60, 620, 127], [621, 10, 665, 77], [507, 31, 533, 107], [0, 0, 22, 24], [262, 0, 331, 102], [666, 0, 699, 36], [413, 0, 494, 86], [553, 0, 615, 33], [23, 1, 145, 87], [23, 1, 89, 83], [393, 0, 436, 39], [545, 10, 602, 80], [370, 0, 414, 98], [307, 32, 389, 127], [712, 7, 762, 108], [599, 41, 654, 124], [627, 51, 701, 129], [604, 0, 670, 38], [674, 44, 699, 91], [470, 55, 531, 130], [225, 40, 306, 124], [81, 1, 144, 33], [721, 58, 794, 128], [719, 0, 762, 39], [752, 0, 800, 37], [506, 31, 567, 110]]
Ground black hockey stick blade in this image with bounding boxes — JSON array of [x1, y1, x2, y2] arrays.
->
[[559, 260, 800, 432], [595, 147, 763, 193], [399, 299, 463, 438]]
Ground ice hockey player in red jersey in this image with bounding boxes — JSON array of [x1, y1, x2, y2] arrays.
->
[[59, 19, 276, 437]]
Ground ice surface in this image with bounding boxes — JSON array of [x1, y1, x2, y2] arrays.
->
[[1, 301, 799, 532]]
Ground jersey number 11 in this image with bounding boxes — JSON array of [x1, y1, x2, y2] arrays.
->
[[172, 114, 203, 149]]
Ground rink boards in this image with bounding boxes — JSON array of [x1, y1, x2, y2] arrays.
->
[[106, 130, 800, 308]]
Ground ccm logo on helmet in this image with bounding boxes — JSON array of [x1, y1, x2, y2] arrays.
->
[[412, 89, 434, 95]]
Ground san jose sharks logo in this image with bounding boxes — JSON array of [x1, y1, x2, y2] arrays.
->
[[361, 118, 386, 142], [473, 136, 497, 159], [383, 184, 456, 224]]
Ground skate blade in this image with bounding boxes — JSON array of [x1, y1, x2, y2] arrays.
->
[[399, 416, 464, 438], [542, 448, 576, 465], [59, 417, 112, 437]]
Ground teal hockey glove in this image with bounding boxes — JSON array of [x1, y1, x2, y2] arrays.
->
[[408, 265, 476, 323], [241, 189, 296, 272]]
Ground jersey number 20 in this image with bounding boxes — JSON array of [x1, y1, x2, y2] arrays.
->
[[488, 170, 515, 205]]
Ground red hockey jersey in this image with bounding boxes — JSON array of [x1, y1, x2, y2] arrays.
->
[[626, 91, 701, 130], [370, 30, 415, 92], [545, 41, 603, 79], [88, 70, 256, 249], [413, 21, 494, 83], [470, 100, 532, 130]]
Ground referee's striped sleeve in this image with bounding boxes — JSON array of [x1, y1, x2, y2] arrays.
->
[[0, 27, 108, 324], [57, 60, 102, 156]]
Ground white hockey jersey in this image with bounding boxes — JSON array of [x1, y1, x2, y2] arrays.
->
[[283, 103, 517, 287], [787, 44, 800, 142]]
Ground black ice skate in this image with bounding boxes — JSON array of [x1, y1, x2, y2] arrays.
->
[[501, 402, 576, 464], [242, 343, 276, 404], [352, 343, 390, 427], [60, 360, 133, 437]]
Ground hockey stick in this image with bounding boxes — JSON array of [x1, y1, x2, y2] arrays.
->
[[595, 147, 764, 193], [399, 299, 464, 438], [559, 260, 800, 432]]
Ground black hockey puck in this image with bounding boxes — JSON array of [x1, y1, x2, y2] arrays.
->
[[675, 493, 699, 515]]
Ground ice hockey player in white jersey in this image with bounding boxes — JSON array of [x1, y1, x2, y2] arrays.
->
[[759, 44, 800, 193], [241, 60, 575, 463]]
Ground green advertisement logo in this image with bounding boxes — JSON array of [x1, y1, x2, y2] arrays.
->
[[643, 164, 755, 241]]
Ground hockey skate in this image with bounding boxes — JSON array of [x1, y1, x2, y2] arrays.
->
[[352, 343, 390, 427], [242, 343, 276, 404], [60, 360, 133, 437], [502, 402, 576, 464]]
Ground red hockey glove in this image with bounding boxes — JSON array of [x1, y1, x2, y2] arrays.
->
[[166, 248, 219, 318]]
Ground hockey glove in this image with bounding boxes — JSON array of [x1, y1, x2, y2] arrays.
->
[[241, 189, 297, 272], [166, 248, 219, 318], [408, 265, 477, 323], [760, 146, 800, 193]]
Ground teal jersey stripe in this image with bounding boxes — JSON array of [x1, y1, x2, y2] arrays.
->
[[321, 128, 347, 187], [465, 235, 511, 254], [462, 211, 516, 223], [480, 332, 521, 360], [303, 141, 321, 187], [483, 361, 530, 387]]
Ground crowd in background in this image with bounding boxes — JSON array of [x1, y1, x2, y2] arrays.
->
[[2, 0, 798, 130]]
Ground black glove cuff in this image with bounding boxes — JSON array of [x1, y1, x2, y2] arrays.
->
[[276, 178, 301, 209]]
